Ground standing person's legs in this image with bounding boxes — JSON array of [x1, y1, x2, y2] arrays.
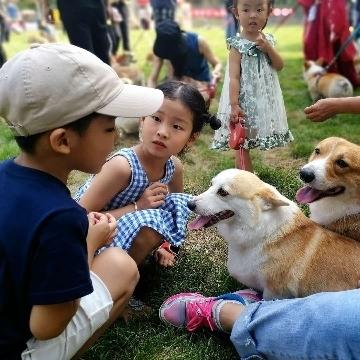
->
[[117, 3, 130, 52]]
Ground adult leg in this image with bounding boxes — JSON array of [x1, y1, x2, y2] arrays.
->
[[117, 2, 130, 52], [231, 289, 360, 359], [73, 248, 139, 359], [57, 6, 94, 55]]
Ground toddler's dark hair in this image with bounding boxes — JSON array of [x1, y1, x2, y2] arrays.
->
[[232, 0, 274, 9], [15, 113, 97, 154], [156, 80, 221, 134]]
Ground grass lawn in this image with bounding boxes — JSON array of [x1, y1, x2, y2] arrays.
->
[[2, 23, 360, 359]]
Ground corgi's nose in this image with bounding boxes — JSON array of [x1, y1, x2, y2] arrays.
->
[[188, 200, 196, 211], [299, 168, 315, 183]]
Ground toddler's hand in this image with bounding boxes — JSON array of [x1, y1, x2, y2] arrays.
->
[[230, 104, 245, 123], [255, 32, 271, 53], [137, 182, 168, 210], [87, 212, 117, 250]]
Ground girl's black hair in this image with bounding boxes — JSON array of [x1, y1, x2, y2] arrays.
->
[[156, 80, 221, 134], [15, 112, 97, 154], [233, 0, 274, 7]]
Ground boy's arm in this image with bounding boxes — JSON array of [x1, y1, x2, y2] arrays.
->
[[30, 300, 80, 340]]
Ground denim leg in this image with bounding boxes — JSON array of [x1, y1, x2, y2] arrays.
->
[[230, 289, 360, 360]]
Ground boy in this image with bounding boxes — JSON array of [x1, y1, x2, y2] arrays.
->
[[0, 43, 164, 359]]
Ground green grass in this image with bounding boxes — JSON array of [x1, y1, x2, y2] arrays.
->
[[2, 24, 360, 359]]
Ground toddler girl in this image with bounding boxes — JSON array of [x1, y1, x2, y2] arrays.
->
[[75, 80, 220, 267], [212, 0, 293, 171]]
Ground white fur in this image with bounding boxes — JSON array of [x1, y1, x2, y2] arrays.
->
[[191, 169, 299, 296]]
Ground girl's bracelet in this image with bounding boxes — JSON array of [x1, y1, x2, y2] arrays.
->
[[133, 201, 138, 211]]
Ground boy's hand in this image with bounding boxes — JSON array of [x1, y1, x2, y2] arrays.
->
[[137, 182, 168, 210], [87, 212, 117, 250], [255, 32, 271, 53], [230, 104, 245, 123]]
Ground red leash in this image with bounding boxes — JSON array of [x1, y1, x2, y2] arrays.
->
[[229, 117, 246, 170]]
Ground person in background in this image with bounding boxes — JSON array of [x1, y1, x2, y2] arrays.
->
[[112, 0, 132, 55], [224, 0, 238, 38], [297, 0, 360, 87], [304, 96, 360, 121], [150, 0, 176, 26], [50, 0, 111, 64], [148, 19, 222, 104]]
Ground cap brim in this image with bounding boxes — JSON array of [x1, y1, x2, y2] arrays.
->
[[96, 84, 164, 118]]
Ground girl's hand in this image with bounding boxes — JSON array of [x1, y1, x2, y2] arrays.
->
[[255, 32, 271, 53], [137, 182, 169, 210], [87, 212, 117, 250], [230, 104, 245, 123]]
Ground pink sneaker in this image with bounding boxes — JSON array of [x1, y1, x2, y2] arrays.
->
[[159, 292, 218, 332]]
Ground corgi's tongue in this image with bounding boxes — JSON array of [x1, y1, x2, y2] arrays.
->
[[295, 186, 324, 204], [188, 216, 211, 230]]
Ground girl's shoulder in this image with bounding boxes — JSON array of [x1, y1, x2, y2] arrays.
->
[[264, 32, 276, 46]]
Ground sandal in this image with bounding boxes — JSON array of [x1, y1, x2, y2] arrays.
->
[[153, 241, 179, 267]]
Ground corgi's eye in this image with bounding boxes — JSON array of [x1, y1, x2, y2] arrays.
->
[[336, 159, 348, 168], [314, 148, 320, 155], [217, 188, 229, 197]]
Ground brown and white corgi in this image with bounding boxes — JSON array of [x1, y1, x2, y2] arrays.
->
[[303, 59, 353, 101], [188, 168, 360, 299]]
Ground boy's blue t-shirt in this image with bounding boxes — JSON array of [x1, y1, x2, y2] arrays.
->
[[0, 159, 93, 359]]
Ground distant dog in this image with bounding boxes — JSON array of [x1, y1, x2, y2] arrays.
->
[[303, 59, 353, 101], [188, 169, 360, 299], [296, 137, 360, 241], [111, 54, 145, 86]]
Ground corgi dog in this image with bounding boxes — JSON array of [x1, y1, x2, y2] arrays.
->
[[188, 169, 360, 300], [111, 53, 145, 86], [296, 137, 360, 241], [303, 59, 353, 101]]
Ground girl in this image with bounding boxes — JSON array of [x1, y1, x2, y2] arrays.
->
[[212, 0, 293, 171], [75, 81, 220, 267]]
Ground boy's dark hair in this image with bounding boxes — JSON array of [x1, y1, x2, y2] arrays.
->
[[156, 80, 221, 134], [15, 113, 97, 154]]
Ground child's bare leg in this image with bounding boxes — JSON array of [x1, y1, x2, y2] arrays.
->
[[128, 227, 163, 265], [73, 248, 139, 359], [234, 149, 253, 172]]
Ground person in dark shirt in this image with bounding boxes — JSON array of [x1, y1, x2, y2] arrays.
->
[[0, 43, 164, 359]]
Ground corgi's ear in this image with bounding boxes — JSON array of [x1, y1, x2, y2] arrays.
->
[[257, 189, 289, 211], [316, 57, 324, 66], [304, 60, 310, 70]]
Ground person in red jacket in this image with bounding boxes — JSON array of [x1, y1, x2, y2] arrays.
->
[[298, 0, 360, 87]]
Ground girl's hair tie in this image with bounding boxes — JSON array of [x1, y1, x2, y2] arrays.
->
[[202, 113, 222, 130]]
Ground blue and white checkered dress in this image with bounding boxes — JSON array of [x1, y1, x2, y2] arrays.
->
[[74, 148, 193, 251]]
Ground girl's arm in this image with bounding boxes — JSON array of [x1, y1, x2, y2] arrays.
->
[[168, 156, 184, 193], [229, 48, 244, 122], [256, 32, 284, 71], [198, 36, 222, 79], [147, 55, 164, 88], [79, 156, 136, 219]]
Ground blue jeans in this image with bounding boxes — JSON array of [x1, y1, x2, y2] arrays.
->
[[231, 289, 360, 359]]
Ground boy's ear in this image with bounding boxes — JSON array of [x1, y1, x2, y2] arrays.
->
[[49, 128, 71, 154]]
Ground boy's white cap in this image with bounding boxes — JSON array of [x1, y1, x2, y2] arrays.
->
[[0, 43, 164, 136]]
